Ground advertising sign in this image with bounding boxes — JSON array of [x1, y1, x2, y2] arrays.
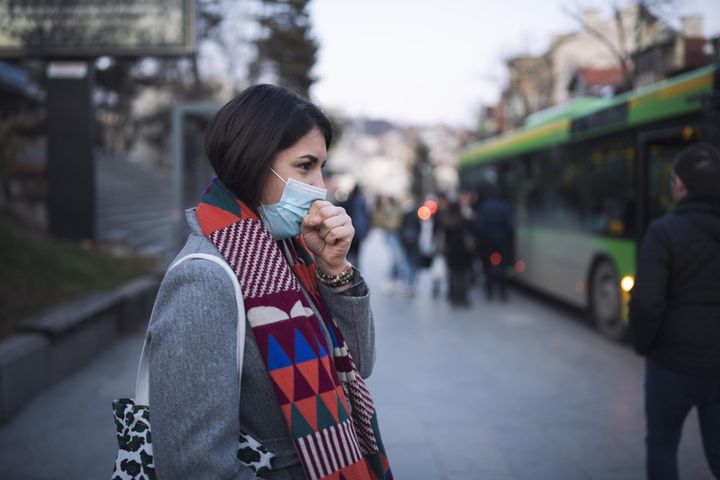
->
[[0, 0, 195, 57]]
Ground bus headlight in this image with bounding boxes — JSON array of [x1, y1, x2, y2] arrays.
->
[[621, 275, 634, 292]]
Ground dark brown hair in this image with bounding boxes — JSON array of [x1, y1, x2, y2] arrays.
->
[[204, 84, 333, 208]]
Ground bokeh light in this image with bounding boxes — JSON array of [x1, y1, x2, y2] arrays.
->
[[417, 206, 432, 221]]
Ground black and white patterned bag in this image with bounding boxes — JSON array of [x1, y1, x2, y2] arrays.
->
[[112, 254, 274, 479]]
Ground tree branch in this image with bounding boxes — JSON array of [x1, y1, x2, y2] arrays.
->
[[563, 5, 633, 87]]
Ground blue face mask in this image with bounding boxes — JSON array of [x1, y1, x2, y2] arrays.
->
[[258, 168, 327, 239]]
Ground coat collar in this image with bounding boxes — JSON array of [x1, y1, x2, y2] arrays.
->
[[674, 196, 720, 216]]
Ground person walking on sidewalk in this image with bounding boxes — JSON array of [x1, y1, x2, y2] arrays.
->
[[339, 183, 370, 268], [373, 195, 404, 289], [439, 200, 474, 307], [398, 201, 421, 298], [474, 182, 514, 301], [629, 142, 720, 480], [144, 85, 392, 480]]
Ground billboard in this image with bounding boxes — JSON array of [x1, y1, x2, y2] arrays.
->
[[0, 0, 195, 57]]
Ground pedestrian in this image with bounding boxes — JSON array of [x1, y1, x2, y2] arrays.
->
[[629, 142, 720, 480], [459, 191, 480, 286], [339, 183, 370, 268], [399, 200, 421, 298], [430, 194, 449, 298], [417, 204, 436, 270], [441, 201, 474, 307], [474, 182, 514, 301], [373, 195, 404, 288], [134, 85, 392, 480]]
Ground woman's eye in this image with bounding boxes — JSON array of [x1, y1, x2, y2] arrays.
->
[[299, 162, 312, 171]]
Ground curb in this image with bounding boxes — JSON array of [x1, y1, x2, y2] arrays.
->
[[0, 273, 161, 423]]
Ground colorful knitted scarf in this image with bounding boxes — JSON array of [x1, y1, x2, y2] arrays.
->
[[196, 178, 393, 480]]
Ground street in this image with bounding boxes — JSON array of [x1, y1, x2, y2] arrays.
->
[[0, 230, 714, 479]]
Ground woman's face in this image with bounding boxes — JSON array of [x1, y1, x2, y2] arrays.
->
[[260, 126, 328, 205]]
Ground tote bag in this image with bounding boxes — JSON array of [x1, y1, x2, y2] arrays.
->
[[111, 254, 274, 479]]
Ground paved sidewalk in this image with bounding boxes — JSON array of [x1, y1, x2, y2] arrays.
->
[[360, 232, 712, 480], [0, 230, 714, 479], [0, 330, 143, 479]]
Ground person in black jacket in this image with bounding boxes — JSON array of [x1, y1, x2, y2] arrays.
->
[[339, 184, 370, 268], [440, 201, 475, 307], [474, 183, 514, 301], [399, 202, 421, 298], [629, 142, 720, 480]]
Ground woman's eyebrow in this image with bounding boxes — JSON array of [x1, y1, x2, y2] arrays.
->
[[299, 154, 327, 167]]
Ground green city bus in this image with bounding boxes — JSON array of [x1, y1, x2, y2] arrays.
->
[[459, 64, 720, 340]]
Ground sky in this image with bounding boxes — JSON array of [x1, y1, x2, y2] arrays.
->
[[308, 0, 720, 129]]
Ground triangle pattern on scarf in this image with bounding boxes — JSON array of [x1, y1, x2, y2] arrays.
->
[[290, 403, 314, 438], [321, 354, 334, 380], [267, 335, 292, 370], [317, 393, 337, 430], [338, 387, 352, 416], [281, 403, 292, 427], [318, 356, 336, 392], [274, 386, 289, 405], [316, 338, 328, 358], [294, 328, 317, 363], [295, 395, 318, 431], [337, 390, 350, 423], [269, 365, 294, 403], [293, 364, 315, 401], [320, 390, 339, 423], [297, 358, 320, 393], [272, 326, 296, 363]]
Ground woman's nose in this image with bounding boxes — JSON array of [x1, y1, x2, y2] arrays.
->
[[311, 172, 326, 189]]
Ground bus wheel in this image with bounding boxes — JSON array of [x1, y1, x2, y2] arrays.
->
[[589, 260, 626, 340]]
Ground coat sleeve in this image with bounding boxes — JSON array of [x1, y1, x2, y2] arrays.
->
[[629, 222, 671, 355], [317, 269, 376, 379], [147, 259, 258, 480]]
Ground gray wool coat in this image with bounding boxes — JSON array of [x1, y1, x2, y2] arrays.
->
[[146, 209, 376, 480]]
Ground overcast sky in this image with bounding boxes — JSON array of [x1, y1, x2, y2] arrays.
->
[[309, 0, 720, 129]]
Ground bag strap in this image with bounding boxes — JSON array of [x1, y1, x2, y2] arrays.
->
[[135, 253, 246, 405]]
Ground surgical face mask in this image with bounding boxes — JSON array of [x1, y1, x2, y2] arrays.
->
[[257, 168, 327, 239]]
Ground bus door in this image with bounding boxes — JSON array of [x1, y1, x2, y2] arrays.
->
[[637, 127, 700, 236]]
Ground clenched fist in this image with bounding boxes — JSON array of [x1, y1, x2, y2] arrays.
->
[[301, 200, 354, 275]]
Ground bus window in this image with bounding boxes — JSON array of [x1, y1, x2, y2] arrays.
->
[[518, 149, 580, 229], [576, 136, 635, 237], [544, 148, 580, 229], [497, 162, 517, 205], [521, 153, 545, 225]]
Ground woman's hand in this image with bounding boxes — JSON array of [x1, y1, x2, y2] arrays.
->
[[301, 200, 354, 275]]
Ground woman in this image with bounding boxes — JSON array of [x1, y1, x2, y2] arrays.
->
[[146, 85, 392, 479]]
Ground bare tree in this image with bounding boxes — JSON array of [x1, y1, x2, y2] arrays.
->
[[563, 1, 674, 90]]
